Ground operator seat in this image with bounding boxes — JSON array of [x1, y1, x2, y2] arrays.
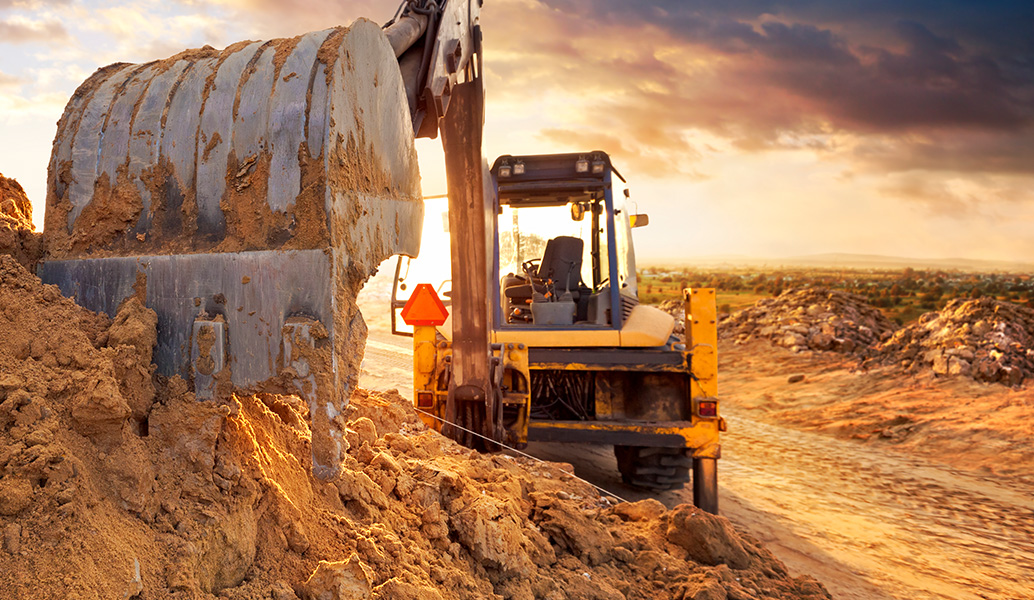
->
[[504, 236, 591, 321]]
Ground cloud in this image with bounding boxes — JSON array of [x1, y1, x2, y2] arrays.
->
[[0, 16, 70, 43], [878, 172, 1034, 220], [537, 127, 707, 179], [480, 0, 1034, 177], [170, 0, 393, 39], [0, 0, 71, 8], [0, 70, 24, 87], [0, 89, 69, 115]]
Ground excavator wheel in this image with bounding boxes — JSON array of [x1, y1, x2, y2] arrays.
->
[[614, 445, 692, 491]]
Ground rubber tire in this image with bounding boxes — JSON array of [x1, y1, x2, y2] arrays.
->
[[614, 446, 692, 491]]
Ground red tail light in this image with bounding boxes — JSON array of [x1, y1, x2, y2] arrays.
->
[[698, 401, 718, 417], [416, 391, 434, 409]]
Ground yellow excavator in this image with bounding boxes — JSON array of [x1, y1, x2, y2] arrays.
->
[[395, 150, 724, 511], [36, 0, 722, 512]]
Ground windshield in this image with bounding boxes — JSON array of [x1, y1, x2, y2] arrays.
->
[[497, 203, 603, 288]]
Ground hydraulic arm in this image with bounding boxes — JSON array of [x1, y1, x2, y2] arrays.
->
[[385, 0, 496, 446]]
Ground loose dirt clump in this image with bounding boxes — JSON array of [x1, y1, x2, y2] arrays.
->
[[0, 257, 829, 600], [875, 297, 1034, 387], [720, 288, 898, 355], [0, 173, 43, 270]]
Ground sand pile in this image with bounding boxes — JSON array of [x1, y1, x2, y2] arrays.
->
[[720, 288, 897, 355], [0, 174, 43, 269], [0, 255, 830, 599], [875, 297, 1034, 387]]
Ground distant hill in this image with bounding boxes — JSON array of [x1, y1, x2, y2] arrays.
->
[[647, 253, 1034, 273]]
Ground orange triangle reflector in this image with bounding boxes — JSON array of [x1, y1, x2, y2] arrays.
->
[[400, 283, 449, 326]]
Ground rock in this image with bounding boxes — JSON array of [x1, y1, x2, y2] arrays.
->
[[71, 372, 130, 446], [108, 297, 158, 362], [947, 357, 971, 377], [1001, 366, 1024, 387], [372, 578, 445, 600], [451, 495, 535, 574], [3, 523, 21, 553], [337, 469, 389, 509], [808, 332, 834, 350], [787, 374, 805, 384], [781, 333, 806, 348], [301, 555, 373, 600], [105, 436, 156, 515], [271, 581, 301, 600], [194, 504, 258, 593], [974, 359, 1000, 382], [123, 558, 143, 599], [351, 417, 378, 447], [285, 520, 311, 554], [666, 505, 752, 569], [111, 346, 156, 425], [681, 575, 728, 600], [531, 493, 613, 566], [613, 498, 667, 521], [0, 476, 33, 516]]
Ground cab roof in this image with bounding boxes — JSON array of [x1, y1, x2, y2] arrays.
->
[[491, 151, 625, 207]]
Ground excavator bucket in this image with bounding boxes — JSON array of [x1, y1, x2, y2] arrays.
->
[[38, 19, 423, 479]]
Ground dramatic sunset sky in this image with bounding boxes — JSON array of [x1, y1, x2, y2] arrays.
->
[[1, 0, 1032, 263]]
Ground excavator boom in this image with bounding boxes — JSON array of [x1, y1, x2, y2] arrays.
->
[[386, 0, 495, 444]]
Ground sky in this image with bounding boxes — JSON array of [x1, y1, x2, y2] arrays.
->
[[1, 0, 1033, 263]]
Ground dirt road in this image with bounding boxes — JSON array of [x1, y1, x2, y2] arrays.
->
[[358, 324, 1034, 600]]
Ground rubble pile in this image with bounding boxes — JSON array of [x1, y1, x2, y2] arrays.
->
[[876, 297, 1034, 387], [658, 299, 686, 337], [719, 288, 898, 355], [0, 255, 830, 599], [0, 174, 42, 269]]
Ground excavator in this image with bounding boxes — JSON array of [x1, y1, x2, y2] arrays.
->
[[35, 0, 722, 513]]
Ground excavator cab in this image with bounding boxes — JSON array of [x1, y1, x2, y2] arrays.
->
[[493, 152, 641, 331]]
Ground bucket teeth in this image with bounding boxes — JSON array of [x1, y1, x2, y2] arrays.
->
[[192, 317, 228, 401]]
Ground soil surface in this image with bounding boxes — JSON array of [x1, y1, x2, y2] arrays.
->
[[357, 288, 1034, 600], [1, 257, 828, 600]]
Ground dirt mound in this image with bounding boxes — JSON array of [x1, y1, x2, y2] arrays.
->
[[0, 256, 829, 599], [875, 297, 1034, 387], [720, 288, 897, 355], [0, 173, 43, 270], [0, 175, 32, 224], [657, 299, 686, 337]]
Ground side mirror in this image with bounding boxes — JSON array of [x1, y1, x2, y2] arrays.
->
[[570, 202, 585, 222], [630, 214, 649, 228]]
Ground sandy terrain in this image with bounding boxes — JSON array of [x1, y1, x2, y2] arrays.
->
[[1, 255, 832, 600], [720, 341, 1034, 485], [356, 279, 1034, 600]]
